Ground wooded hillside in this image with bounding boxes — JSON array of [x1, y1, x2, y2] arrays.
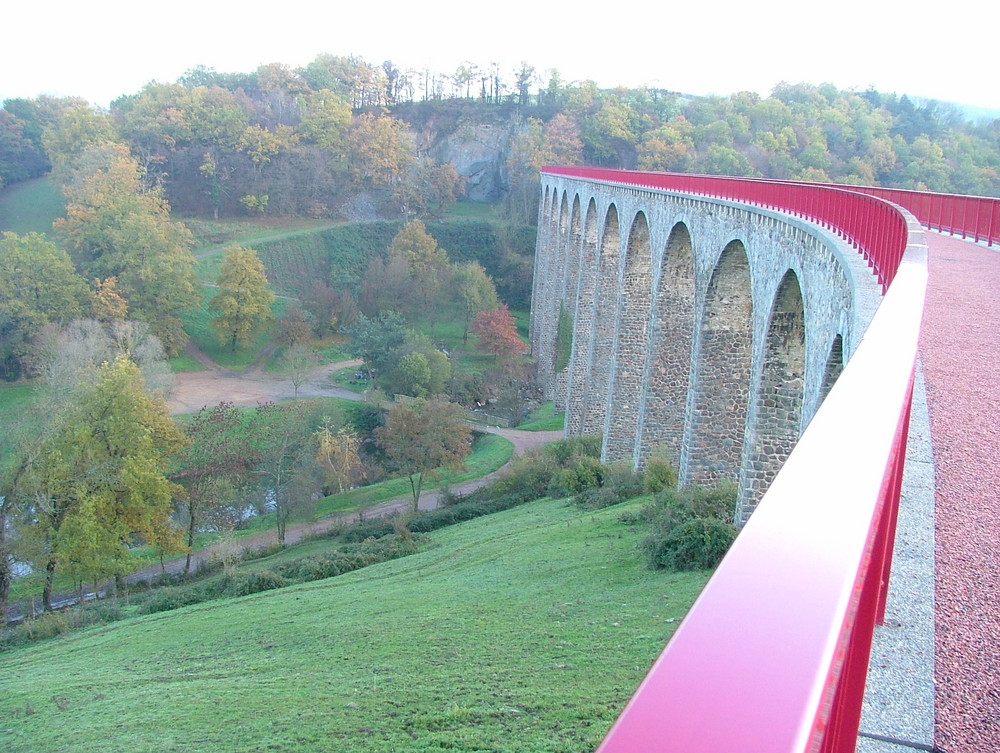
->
[[2, 55, 999, 224]]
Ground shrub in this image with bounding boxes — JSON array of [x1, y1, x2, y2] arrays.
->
[[636, 481, 738, 571], [544, 433, 601, 465], [642, 451, 678, 493], [643, 517, 737, 571], [231, 570, 288, 596]]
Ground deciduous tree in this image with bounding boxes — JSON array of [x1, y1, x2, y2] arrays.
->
[[280, 343, 320, 396], [17, 356, 187, 610], [54, 142, 198, 353], [375, 399, 472, 510], [387, 220, 450, 328], [315, 421, 361, 495], [172, 401, 254, 573], [0, 232, 91, 378], [210, 246, 275, 351], [452, 261, 499, 343], [246, 402, 320, 545], [470, 304, 528, 362]]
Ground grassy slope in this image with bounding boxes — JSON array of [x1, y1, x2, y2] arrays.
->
[[0, 498, 707, 753], [0, 177, 65, 236]]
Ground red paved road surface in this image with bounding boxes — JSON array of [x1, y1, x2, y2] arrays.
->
[[921, 232, 1000, 753]]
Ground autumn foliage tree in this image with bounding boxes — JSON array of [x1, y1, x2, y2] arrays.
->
[[15, 356, 187, 610], [210, 246, 275, 351], [54, 142, 198, 353], [376, 399, 472, 510], [172, 401, 254, 573], [470, 304, 527, 362]]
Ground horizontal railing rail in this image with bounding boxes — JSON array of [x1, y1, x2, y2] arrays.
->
[[812, 183, 999, 248], [540, 168, 928, 753]]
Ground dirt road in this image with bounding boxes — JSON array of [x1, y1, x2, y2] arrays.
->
[[7, 349, 562, 619]]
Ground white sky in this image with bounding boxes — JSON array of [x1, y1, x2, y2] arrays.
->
[[3, 0, 997, 111]]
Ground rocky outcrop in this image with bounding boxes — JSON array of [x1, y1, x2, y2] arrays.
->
[[403, 106, 522, 203]]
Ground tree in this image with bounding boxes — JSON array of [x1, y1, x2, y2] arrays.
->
[[31, 319, 173, 397], [280, 343, 320, 396], [41, 103, 115, 181], [376, 399, 472, 510], [452, 261, 500, 343], [346, 311, 409, 380], [470, 304, 528, 362], [210, 246, 275, 351], [315, 421, 361, 495], [16, 356, 187, 610], [275, 302, 312, 347], [302, 281, 357, 336], [0, 232, 91, 378], [54, 142, 198, 353], [345, 112, 415, 191], [172, 401, 254, 573], [387, 220, 450, 328], [380, 333, 452, 398], [246, 402, 319, 545]]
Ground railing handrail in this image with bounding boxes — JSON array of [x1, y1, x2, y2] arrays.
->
[[539, 168, 928, 753]]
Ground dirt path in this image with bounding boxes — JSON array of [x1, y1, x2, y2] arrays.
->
[[166, 350, 365, 414], [8, 347, 562, 620]]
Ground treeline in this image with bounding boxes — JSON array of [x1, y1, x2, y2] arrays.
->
[[3, 55, 1000, 219]]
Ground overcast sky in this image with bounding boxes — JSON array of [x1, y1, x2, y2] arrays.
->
[[4, 0, 997, 112]]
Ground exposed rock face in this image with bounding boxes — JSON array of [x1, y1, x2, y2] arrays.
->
[[433, 121, 515, 202], [406, 110, 521, 203]]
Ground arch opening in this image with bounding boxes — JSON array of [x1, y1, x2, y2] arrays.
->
[[741, 269, 806, 519], [820, 334, 844, 401], [638, 222, 695, 469], [688, 239, 753, 484], [605, 212, 653, 461]]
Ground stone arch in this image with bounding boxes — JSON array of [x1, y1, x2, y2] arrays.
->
[[565, 198, 600, 431], [580, 204, 621, 436], [638, 222, 695, 467], [552, 196, 584, 406], [741, 270, 806, 517], [605, 211, 653, 460], [539, 193, 572, 392], [820, 334, 844, 401], [688, 239, 753, 484]]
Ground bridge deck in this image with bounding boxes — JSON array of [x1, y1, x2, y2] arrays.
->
[[863, 231, 999, 753]]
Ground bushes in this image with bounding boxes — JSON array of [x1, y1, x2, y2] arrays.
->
[[232, 570, 288, 597], [639, 482, 739, 572], [644, 518, 737, 571], [0, 601, 126, 650], [273, 535, 421, 583]]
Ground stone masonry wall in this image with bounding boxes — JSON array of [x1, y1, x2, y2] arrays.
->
[[532, 176, 882, 521]]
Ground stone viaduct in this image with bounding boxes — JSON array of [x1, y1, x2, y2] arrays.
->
[[530, 171, 883, 521]]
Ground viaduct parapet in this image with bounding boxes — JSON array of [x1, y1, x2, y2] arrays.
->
[[530, 172, 883, 520]]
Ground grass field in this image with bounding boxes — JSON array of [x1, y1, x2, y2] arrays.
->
[[518, 402, 566, 432], [0, 496, 708, 753], [0, 177, 65, 235]]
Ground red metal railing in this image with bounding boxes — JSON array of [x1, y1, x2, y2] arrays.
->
[[817, 183, 999, 247], [540, 168, 928, 753]]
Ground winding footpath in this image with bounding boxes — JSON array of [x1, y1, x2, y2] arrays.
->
[[8, 346, 561, 620], [919, 232, 1000, 753]]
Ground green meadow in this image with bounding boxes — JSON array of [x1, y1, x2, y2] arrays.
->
[[0, 497, 707, 753]]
